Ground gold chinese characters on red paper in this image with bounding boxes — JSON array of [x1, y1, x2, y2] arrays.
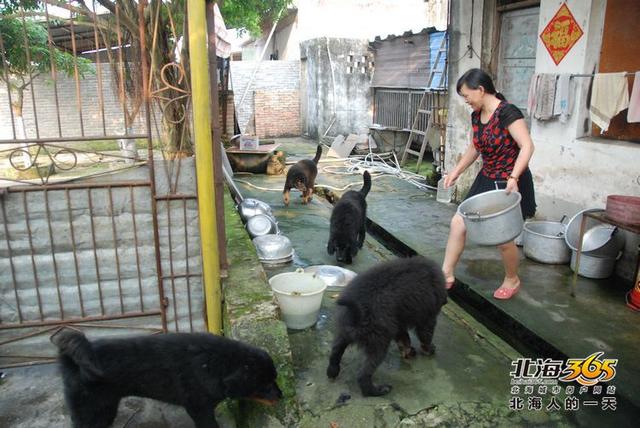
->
[[540, 3, 584, 65]]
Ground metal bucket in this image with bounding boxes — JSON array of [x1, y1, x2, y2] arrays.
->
[[565, 209, 626, 257], [523, 219, 571, 264], [570, 250, 622, 279], [458, 189, 523, 246]]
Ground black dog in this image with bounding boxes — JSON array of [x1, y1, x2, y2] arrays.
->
[[51, 329, 282, 428], [326, 256, 447, 396], [327, 171, 371, 264], [283, 145, 322, 206]]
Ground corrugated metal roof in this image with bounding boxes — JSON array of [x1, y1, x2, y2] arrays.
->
[[370, 28, 447, 90], [369, 27, 440, 46]]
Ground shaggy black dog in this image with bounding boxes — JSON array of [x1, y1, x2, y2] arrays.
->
[[326, 256, 447, 397], [51, 328, 282, 428], [283, 145, 322, 206], [327, 171, 371, 264]]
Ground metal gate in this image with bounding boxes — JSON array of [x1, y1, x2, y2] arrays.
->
[[0, 0, 204, 367]]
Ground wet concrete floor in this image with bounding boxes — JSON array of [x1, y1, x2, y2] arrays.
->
[[235, 138, 637, 426]]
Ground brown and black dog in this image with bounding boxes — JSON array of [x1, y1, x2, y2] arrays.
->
[[283, 145, 322, 206]]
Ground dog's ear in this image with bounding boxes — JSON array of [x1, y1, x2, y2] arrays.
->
[[327, 238, 335, 255]]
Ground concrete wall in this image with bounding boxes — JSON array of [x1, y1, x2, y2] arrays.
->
[[230, 60, 300, 135], [0, 160, 205, 333], [301, 38, 372, 138], [444, 0, 485, 193]]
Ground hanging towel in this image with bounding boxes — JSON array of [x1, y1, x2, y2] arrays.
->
[[627, 72, 640, 123], [534, 74, 557, 121], [554, 74, 572, 123], [589, 72, 629, 133], [526, 74, 539, 118]]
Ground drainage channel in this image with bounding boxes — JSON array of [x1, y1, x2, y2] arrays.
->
[[363, 216, 639, 416]]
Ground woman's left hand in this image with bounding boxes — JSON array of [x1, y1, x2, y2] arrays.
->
[[505, 177, 519, 194]]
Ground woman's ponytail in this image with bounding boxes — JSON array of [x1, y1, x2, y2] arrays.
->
[[495, 92, 506, 101]]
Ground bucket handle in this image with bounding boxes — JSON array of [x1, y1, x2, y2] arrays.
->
[[494, 180, 508, 190]]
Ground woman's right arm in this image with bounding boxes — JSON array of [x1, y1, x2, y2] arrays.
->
[[444, 144, 479, 188]]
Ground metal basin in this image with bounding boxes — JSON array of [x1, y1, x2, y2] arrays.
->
[[458, 190, 523, 246], [238, 198, 273, 222], [246, 214, 279, 238], [304, 265, 357, 289], [253, 234, 294, 264], [523, 221, 571, 264], [565, 209, 625, 257]]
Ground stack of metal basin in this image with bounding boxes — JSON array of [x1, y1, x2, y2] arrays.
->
[[237, 198, 293, 265], [564, 209, 626, 279]]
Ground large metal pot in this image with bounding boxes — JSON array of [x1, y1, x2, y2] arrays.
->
[[565, 209, 626, 257], [523, 220, 571, 264], [570, 250, 621, 279], [458, 190, 523, 246]]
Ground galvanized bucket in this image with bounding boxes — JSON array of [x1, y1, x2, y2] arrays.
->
[[523, 218, 571, 264], [458, 189, 523, 246]]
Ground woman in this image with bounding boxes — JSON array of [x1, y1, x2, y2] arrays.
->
[[442, 68, 536, 300]]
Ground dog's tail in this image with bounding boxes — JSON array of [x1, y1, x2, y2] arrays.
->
[[50, 327, 103, 380], [312, 145, 323, 164], [360, 171, 371, 197]]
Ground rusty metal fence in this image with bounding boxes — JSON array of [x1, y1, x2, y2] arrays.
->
[[0, 0, 205, 367], [373, 88, 448, 131]]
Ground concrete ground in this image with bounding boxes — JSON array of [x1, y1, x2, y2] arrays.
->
[[1, 137, 638, 427], [235, 137, 639, 426]]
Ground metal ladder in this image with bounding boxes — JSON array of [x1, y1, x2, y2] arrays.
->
[[400, 92, 432, 172], [400, 32, 447, 171]]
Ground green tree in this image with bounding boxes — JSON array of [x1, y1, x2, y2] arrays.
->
[[0, 7, 92, 165], [220, 0, 293, 36]]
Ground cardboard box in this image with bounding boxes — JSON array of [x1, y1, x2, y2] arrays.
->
[[239, 135, 259, 150]]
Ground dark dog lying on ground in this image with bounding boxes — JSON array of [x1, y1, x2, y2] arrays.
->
[[327, 171, 371, 264], [283, 145, 322, 206], [326, 256, 447, 396], [51, 328, 282, 428]]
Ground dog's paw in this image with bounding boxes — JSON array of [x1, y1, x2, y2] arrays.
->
[[401, 346, 417, 359], [421, 343, 436, 356], [326, 364, 340, 379], [363, 384, 392, 397]]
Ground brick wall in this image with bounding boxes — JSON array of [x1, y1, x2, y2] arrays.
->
[[254, 90, 301, 138], [230, 60, 300, 135], [0, 64, 149, 140]]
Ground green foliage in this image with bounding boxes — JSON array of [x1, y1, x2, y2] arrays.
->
[[0, 0, 39, 16], [220, 0, 294, 36], [0, 17, 92, 86]]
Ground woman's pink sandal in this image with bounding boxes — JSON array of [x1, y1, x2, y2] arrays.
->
[[493, 283, 520, 300]]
